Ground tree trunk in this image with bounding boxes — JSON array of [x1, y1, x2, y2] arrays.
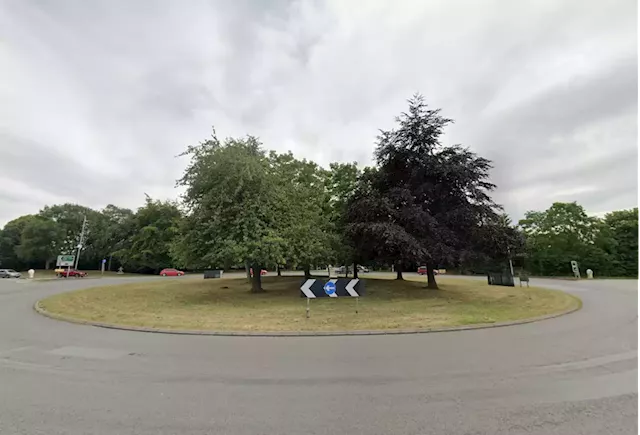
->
[[108, 255, 112, 271], [353, 262, 358, 279], [251, 264, 264, 293], [45, 259, 50, 270], [426, 263, 439, 289], [303, 265, 311, 279], [277, 264, 282, 277], [396, 263, 403, 280], [245, 260, 251, 280]]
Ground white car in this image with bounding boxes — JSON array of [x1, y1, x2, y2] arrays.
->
[[0, 269, 21, 278]]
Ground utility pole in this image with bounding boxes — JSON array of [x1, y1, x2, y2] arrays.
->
[[74, 215, 87, 270]]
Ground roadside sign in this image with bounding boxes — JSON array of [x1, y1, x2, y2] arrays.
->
[[301, 278, 365, 318], [301, 279, 364, 298], [323, 281, 337, 296], [102, 259, 107, 264], [56, 255, 75, 267]]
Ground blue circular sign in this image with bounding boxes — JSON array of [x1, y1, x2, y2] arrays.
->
[[102, 259, 107, 264], [324, 281, 336, 295]]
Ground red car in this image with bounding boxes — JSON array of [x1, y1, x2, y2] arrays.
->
[[417, 266, 438, 275], [57, 269, 87, 278], [160, 268, 185, 277], [250, 268, 267, 277]]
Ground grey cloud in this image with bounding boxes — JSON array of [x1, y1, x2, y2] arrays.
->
[[0, 0, 637, 227]]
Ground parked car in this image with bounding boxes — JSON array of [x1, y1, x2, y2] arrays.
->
[[417, 266, 438, 275], [335, 265, 363, 275], [57, 269, 87, 278], [0, 269, 21, 278], [160, 268, 185, 277], [334, 265, 348, 274], [250, 268, 268, 277]]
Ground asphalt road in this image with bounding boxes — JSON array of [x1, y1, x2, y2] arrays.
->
[[0, 274, 636, 434]]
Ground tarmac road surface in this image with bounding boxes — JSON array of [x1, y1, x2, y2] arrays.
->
[[0, 274, 636, 434]]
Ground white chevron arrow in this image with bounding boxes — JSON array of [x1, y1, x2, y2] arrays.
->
[[346, 279, 359, 296], [301, 279, 316, 298]]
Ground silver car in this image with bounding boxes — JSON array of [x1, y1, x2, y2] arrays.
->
[[0, 269, 21, 278]]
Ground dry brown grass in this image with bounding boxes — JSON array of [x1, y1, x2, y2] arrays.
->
[[39, 276, 580, 332]]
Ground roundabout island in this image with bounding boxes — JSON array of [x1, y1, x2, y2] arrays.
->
[[35, 274, 581, 335]]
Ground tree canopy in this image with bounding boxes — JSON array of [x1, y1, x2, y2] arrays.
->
[[346, 94, 505, 288], [519, 203, 638, 277], [0, 95, 635, 285]]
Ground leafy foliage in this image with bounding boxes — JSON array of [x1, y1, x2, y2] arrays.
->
[[518, 202, 637, 277], [0, 95, 635, 287], [0, 215, 37, 270], [347, 94, 503, 288], [113, 197, 181, 273], [16, 216, 63, 268]]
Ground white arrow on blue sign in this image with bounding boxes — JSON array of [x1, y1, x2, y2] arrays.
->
[[323, 280, 337, 297]]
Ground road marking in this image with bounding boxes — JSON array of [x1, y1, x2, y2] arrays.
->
[[49, 346, 129, 360], [532, 349, 638, 372]]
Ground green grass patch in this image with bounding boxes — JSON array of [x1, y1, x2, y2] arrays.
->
[[38, 276, 580, 332]]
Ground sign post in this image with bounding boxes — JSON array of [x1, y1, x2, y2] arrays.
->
[[300, 278, 365, 318], [101, 259, 106, 277], [570, 260, 580, 279], [56, 255, 75, 267], [56, 255, 75, 278]]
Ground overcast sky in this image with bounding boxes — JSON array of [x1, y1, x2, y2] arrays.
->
[[0, 0, 637, 226]]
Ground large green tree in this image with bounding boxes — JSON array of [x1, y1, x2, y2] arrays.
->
[[325, 162, 361, 276], [270, 151, 334, 278], [175, 132, 288, 292], [16, 216, 63, 269], [94, 205, 135, 270], [0, 215, 38, 270], [114, 197, 181, 273], [604, 208, 638, 276], [518, 202, 608, 276], [39, 204, 105, 269]]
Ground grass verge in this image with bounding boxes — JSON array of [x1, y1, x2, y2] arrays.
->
[[38, 276, 580, 332]]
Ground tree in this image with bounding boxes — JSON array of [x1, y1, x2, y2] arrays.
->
[[0, 215, 38, 270], [39, 204, 104, 269], [604, 208, 638, 276], [175, 131, 288, 292], [462, 212, 525, 275], [325, 162, 361, 275], [96, 205, 135, 270], [114, 196, 181, 273], [518, 202, 606, 276], [270, 152, 333, 278], [348, 94, 502, 289], [16, 217, 63, 269], [346, 166, 426, 281]]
